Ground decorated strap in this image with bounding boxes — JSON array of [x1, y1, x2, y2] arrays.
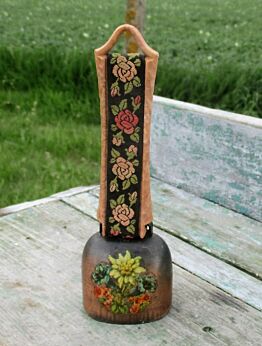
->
[[106, 53, 145, 239], [94, 24, 158, 240]]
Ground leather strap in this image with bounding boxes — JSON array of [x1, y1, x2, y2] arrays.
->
[[95, 25, 158, 239], [105, 53, 145, 239]]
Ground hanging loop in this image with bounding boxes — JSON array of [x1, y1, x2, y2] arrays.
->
[[95, 24, 158, 58]]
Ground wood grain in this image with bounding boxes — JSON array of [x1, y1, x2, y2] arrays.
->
[[1, 201, 261, 345], [150, 179, 262, 279], [151, 96, 262, 222], [0, 185, 97, 217], [86, 180, 262, 279], [63, 187, 262, 310]]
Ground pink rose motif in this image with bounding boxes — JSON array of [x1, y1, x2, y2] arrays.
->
[[112, 56, 137, 83], [112, 204, 135, 227], [112, 137, 122, 147], [112, 157, 135, 181], [115, 109, 138, 135], [128, 145, 137, 156], [111, 85, 120, 97], [134, 95, 141, 105]]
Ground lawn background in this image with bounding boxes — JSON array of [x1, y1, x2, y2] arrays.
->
[[0, 0, 261, 207]]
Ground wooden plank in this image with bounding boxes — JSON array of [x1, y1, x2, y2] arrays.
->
[[0, 185, 97, 217], [151, 96, 262, 222], [1, 202, 261, 346], [86, 180, 262, 279], [153, 96, 262, 128], [63, 190, 262, 310], [151, 179, 262, 279]]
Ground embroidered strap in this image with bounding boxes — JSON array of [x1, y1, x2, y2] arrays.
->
[[105, 53, 145, 239]]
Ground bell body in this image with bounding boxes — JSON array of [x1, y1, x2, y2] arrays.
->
[[82, 233, 172, 324]]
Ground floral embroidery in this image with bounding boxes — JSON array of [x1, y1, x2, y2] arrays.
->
[[112, 157, 135, 181], [106, 53, 144, 239], [112, 204, 134, 226], [92, 250, 157, 314], [109, 193, 137, 234], [110, 53, 142, 97], [112, 136, 122, 147], [113, 55, 137, 83], [115, 109, 139, 134]]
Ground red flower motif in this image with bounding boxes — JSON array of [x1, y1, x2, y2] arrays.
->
[[138, 293, 150, 304], [94, 285, 111, 299], [111, 86, 120, 97], [130, 303, 140, 314], [115, 109, 139, 135], [134, 95, 141, 105], [110, 228, 121, 236]]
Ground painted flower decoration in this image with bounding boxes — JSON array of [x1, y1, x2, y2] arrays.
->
[[91, 263, 111, 286], [112, 156, 135, 180], [108, 250, 145, 288], [94, 286, 113, 310], [92, 250, 157, 314], [115, 109, 139, 135], [113, 55, 137, 83], [112, 204, 134, 226]]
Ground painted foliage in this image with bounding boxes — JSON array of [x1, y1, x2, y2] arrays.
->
[[91, 250, 157, 314]]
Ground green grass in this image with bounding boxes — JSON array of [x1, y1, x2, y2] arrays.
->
[[0, 0, 261, 207], [0, 90, 100, 207]]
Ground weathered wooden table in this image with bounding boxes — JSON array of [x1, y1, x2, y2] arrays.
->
[[1, 97, 261, 345]]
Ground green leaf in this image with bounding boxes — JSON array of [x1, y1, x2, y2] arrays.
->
[[130, 174, 138, 184], [126, 151, 135, 160], [122, 179, 131, 190], [128, 191, 137, 204], [117, 194, 125, 205], [110, 57, 116, 64], [112, 53, 120, 58], [111, 124, 118, 131], [130, 133, 139, 143], [110, 158, 116, 164], [111, 80, 118, 87], [111, 105, 119, 115], [135, 127, 140, 133], [124, 81, 133, 94], [131, 219, 136, 225], [128, 53, 139, 60], [131, 97, 141, 112], [113, 223, 121, 231], [111, 304, 117, 313], [115, 131, 124, 140], [109, 216, 115, 223], [133, 76, 141, 87], [111, 148, 120, 158], [132, 159, 139, 166], [110, 199, 117, 209], [134, 58, 141, 66], [127, 224, 135, 234], [119, 99, 127, 111], [134, 104, 141, 112]]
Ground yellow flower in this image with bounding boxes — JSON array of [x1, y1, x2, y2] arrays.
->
[[108, 250, 145, 288]]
